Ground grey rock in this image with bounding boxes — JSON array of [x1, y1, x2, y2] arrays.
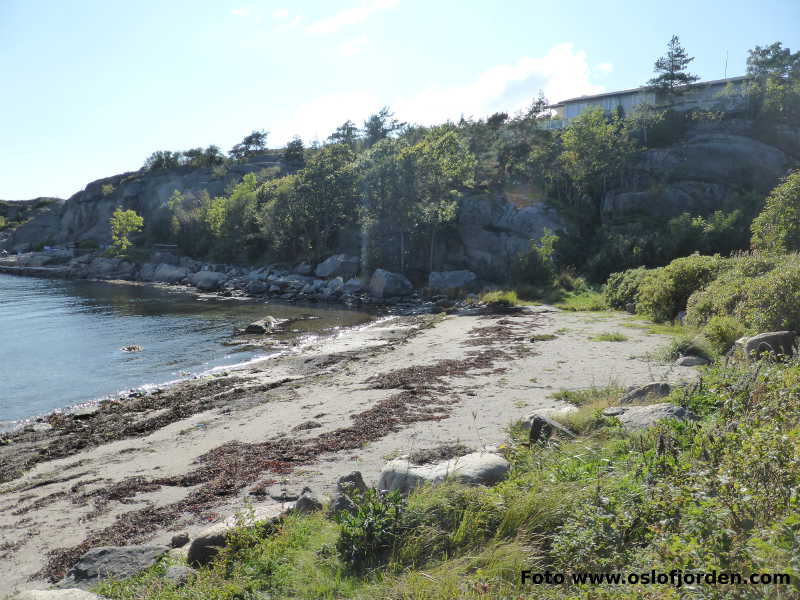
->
[[293, 487, 323, 513], [327, 471, 367, 517], [164, 565, 196, 586], [343, 278, 365, 293], [620, 382, 671, 404], [522, 414, 576, 444], [170, 532, 190, 548], [378, 451, 510, 494], [625, 302, 636, 314], [151, 263, 189, 284], [737, 331, 797, 359], [602, 406, 627, 417], [246, 280, 269, 294], [188, 270, 228, 291], [609, 403, 699, 431], [428, 270, 477, 290], [369, 268, 413, 298], [315, 254, 359, 279], [268, 284, 281, 293], [675, 355, 709, 366], [325, 276, 344, 295], [293, 262, 313, 275], [244, 316, 279, 334], [337, 471, 367, 494], [58, 545, 168, 589]]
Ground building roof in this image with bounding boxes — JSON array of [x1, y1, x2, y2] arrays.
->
[[549, 75, 749, 108]]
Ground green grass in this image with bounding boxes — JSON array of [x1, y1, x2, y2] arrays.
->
[[553, 289, 607, 311], [478, 289, 520, 305], [590, 332, 628, 342], [92, 359, 800, 600]]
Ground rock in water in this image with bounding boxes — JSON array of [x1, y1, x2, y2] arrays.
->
[[378, 451, 509, 494], [58, 545, 168, 588], [244, 316, 279, 334]]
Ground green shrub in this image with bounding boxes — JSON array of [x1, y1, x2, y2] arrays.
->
[[636, 254, 724, 322], [751, 169, 800, 253], [512, 229, 558, 286], [687, 253, 800, 333], [335, 488, 405, 570], [703, 315, 746, 354], [658, 335, 714, 362], [604, 266, 647, 310]]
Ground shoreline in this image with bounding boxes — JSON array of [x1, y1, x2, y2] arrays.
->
[[1, 303, 703, 594]]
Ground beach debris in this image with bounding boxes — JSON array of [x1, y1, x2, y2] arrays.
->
[[292, 419, 322, 431], [121, 345, 142, 352]]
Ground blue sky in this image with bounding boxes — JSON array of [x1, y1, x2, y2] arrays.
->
[[2, 0, 798, 200]]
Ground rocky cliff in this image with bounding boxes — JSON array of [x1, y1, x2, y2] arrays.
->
[[602, 119, 799, 220]]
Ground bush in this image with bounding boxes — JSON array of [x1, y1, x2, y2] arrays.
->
[[335, 488, 405, 570], [636, 254, 724, 322], [687, 253, 800, 333], [751, 170, 800, 253], [604, 267, 647, 310], [512, 229, 558, 286], [703, 315, 746, 354]]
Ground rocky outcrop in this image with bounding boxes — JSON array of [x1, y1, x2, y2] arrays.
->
[[602, 121, 797, 221]]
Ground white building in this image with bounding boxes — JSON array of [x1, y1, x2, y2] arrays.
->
[[547, 75, 750, 126]]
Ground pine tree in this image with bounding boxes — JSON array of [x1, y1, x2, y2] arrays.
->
[[648, 35, 700, 95]]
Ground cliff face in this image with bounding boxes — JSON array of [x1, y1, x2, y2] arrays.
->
[[4, 157, 278, 252], [602, 119, 800, 220]]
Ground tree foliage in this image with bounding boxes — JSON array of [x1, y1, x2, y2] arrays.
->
[[746, 42, 800, 121], [230, 130, 268, 160], [648, 35, 700, 94], [751, 170, 800, 253], [109, 208, 144, 254]]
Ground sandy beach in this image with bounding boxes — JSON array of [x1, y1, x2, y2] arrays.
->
[[0, 305, 699, 594]]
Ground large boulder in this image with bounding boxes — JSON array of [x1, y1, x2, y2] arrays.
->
[[343, 278, 365, 294], [736, 331, 797, 360], [620, 382, 671, 404], [150, 263, 189, 283], [328, 471, 367, 517], [188, 270, 228, 291], [57, 545, 168, 589], [378, 451, 509, 494], [315, 254, 360, 279], [603, 403, 698, 431], [428, 270, 477, 290], [369, 268, 413, 298], [84, 257, 137, 279], [244, 316, 279, 334]]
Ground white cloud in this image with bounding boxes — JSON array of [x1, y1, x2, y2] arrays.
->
[[274, 15, 302, 32], [272, 8, 289, 20], [231, 8, 249, 17], [269, 44, 604, 145], [338, 35, 369, 57], [305, 0, 399, 35], [395, 43, 604, 124], [596, 62, 613, 73]]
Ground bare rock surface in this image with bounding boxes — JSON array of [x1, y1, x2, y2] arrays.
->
[[378, 451, 510, 493], [57, 545, 168, 589], [604, 403, 698, 431]]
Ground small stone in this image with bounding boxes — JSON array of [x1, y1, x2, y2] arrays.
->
[[164, 565, 196, 586], [675, 355, 709, 366], [292, 420, 322, 431], [170, 533, 190, 548], [293, 487, 322, 513], [620, 382, 671, 404]]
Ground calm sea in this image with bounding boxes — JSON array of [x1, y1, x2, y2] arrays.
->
[[0, 273, 372, 427]]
